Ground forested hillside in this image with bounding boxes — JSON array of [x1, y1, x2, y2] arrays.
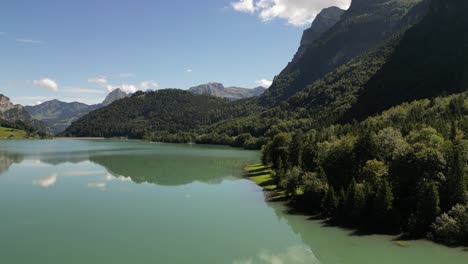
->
[[63, 89, 263, 138], [347, 0, 468, 120], [262, 92, 468, 244]]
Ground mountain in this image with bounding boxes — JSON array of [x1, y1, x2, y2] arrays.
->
[[25, 100, 100, 135], [63, 89, 262, 138], [102, 88, 129, 106], [26, 88, 129, 134], [0, 94, 46, 131], [258, 0, 423, 106], [188, 83, 266, 100], [346, 0, 468, 120], [290, 6, 345, 67]]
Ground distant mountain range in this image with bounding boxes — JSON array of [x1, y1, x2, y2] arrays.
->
[[188, 83, 266, 100], [25, 88, 129, 135], [23, 83, 265, 135]]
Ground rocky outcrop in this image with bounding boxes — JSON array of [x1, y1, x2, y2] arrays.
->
[[259, 0, 424, 106], [102, 88, 129, 106], [0, 95, 34, 123], [291, 7, 345, 65], [188, 83, 266, 100]]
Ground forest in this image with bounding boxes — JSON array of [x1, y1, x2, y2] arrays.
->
[[261, 93, 468, 245]]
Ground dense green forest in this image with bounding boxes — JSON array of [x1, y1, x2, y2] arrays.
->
[[262, 93, 467, 245], [64, 90, 263, 138]]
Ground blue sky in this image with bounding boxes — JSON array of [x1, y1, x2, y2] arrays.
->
[[0, 0, 350, 105]]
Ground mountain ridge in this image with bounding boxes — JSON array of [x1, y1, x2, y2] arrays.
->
[[188, 82, 266, 100]]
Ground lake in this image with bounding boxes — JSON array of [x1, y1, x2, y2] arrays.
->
[[0, 140, 467, 264]]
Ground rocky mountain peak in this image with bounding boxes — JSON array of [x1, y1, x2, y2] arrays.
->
[[288, 6, 345, 68], [0, 94, 21, 113], [102, 88, 129, 106]]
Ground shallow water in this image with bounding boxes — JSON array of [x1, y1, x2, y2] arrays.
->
[[0, 140, 466, 264]]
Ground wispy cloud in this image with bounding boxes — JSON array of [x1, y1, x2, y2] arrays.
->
[[106, 84, 138, 94], [231, 0, 351, 26], [88, 76, 108, 85], [88, 182, 107, 191], [231, 0, 255, 13], [16, 38, 44, 44], [107, 80, 159, 93], [33, 78, 58, 92], [255, 79, 272, 87], [63, 87, 105, 94], [186, 69, 193, 73], [140, 81, 159, 90]]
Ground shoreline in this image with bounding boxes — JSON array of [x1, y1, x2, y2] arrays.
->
[[53, 137, 107, 140], [243, 163, 468, 250]]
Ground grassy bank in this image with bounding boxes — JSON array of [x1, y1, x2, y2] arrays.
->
[[244, 164, 285, 199], [0, 126, 27, 139]]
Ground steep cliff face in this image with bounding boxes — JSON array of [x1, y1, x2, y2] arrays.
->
[[288, 6, 345, 67], [259, 0, 423, 106]]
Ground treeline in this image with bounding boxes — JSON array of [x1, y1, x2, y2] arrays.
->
[[0, 118, 50, 139], [261, 93, 467, 245]]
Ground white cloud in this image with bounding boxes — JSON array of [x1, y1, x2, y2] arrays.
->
[[106, 84, 138, 94], [231, 0, 351, 26], [140, 81, 159, 90], [88, 76, 108, 85], [186, 69, 193, 73], [231, 0, 255, 13], [107, 81, 159, 94], [255, 79, 273, 87], [35, 101, 42, 105], [16, 38, 44, 44], [33, 78, 58, 92]]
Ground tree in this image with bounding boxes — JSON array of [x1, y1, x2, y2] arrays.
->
[[375, 127, 409, 162], [345, 178, 367, 226], [445, 138, 467, 209], [354, 131, 377, 169], [431, 204, 468, 245], [289, 132, 305, 167], [269, 133, 292, 170], [361, 159, 388, 186], [372, 177, 395, 231], [280, 167, 303, 198], [302, 171, 328, 209], [409, 180, 441, 236], [322, 185, 338, 217]]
